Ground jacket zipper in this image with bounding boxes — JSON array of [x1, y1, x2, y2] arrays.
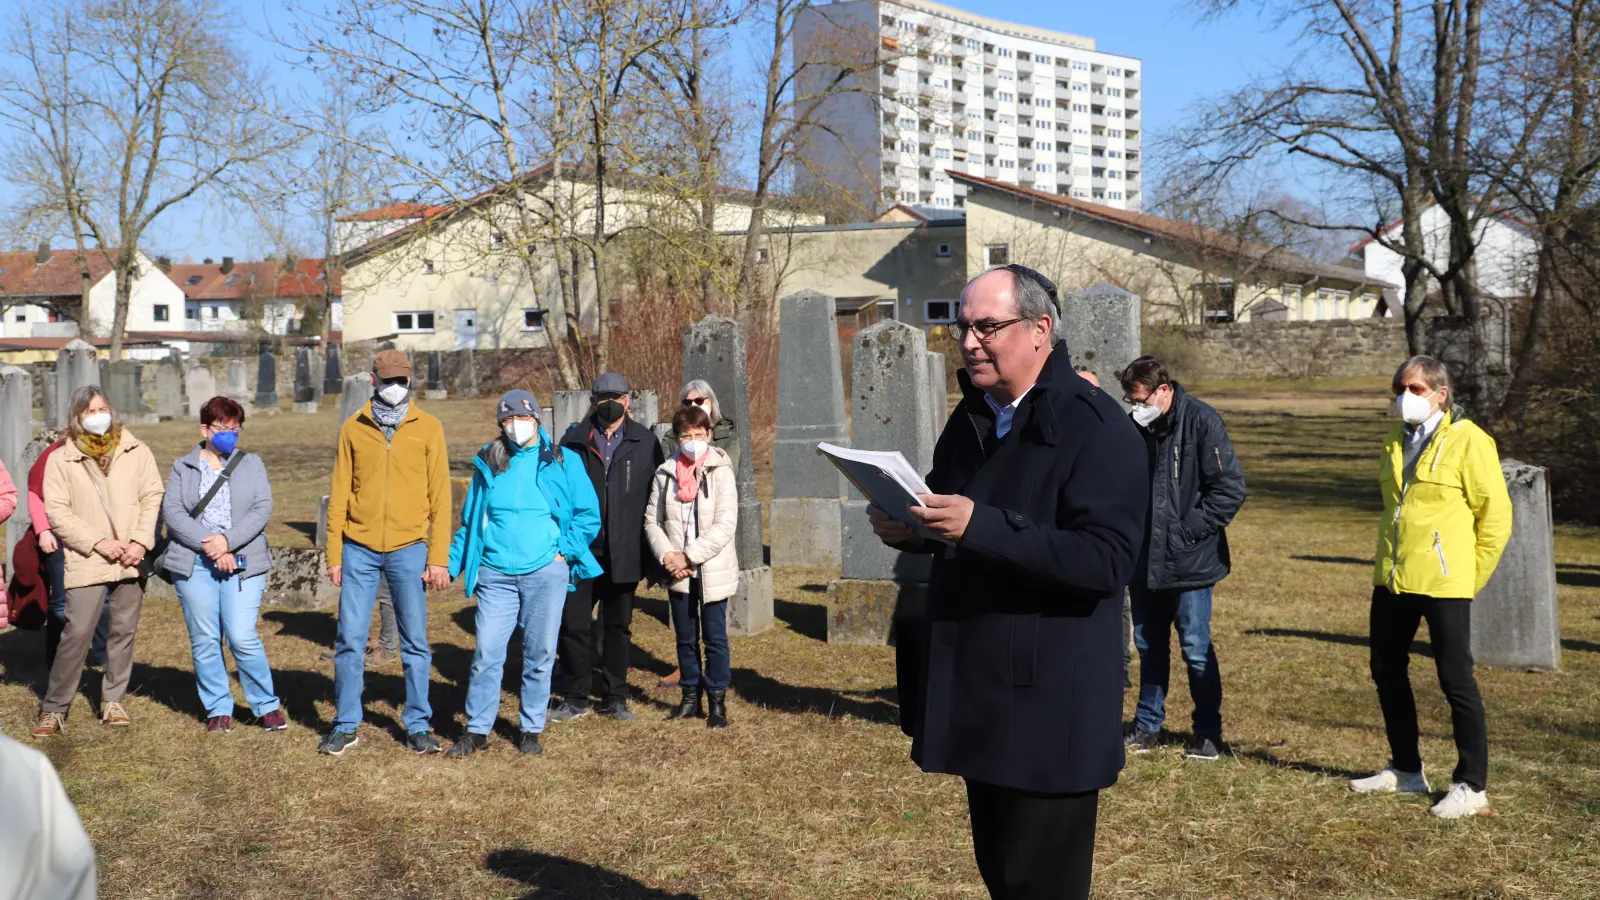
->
[[1389, 423, 1447, 591], [1433, 531, 1449, 576]]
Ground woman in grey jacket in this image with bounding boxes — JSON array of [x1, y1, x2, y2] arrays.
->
[[161, 396, 284, 733]]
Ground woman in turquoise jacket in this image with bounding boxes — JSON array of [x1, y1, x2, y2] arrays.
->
[[446, 390, 601, 758]]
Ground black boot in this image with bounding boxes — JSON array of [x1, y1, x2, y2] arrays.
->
[[668, 686, 702, 721], [705, 689, 728, 729]]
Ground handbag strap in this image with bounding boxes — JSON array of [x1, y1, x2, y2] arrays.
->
[[190, 451, 246, 520], [80, 458, 120, 541]]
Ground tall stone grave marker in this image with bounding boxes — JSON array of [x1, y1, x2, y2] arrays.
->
[[292, 347, 318, 413], [154, 361, 184, 419], [254, 348, 278, 408], [1, 366, 33, 568], [226, 359, 254, 415], [41, 370, 59, 430], [682, 316, 772, 636], [828, 320, 934, 644], [454, 349, 478, 398], [341, 373, 372, 422], [55, 339, 99, 427], [1060, 284, 1142, 393], [425, 350, 446, 400], [771, 290, 847, 569], [633, 389, 659, 428], [310, 351, 326, 404], [323, 344, 344, 396], [1473, 461, 1562, 670], [553, 390, 589, 440], [185, 362, 215, 419], [103, 359, 154, 423]]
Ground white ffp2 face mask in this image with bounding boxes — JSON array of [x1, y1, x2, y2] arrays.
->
[[1396, 391, 1437, 426], [679, 440, 709, 460], [1130, 403, 1161, 428], [377, 383, 409, 406], [81, 412, 113, 436], [504, 419, 537, 447]]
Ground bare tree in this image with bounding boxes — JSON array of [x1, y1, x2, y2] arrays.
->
[[0, 0, 290, 358]]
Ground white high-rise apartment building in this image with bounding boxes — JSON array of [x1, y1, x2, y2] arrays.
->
[[793, 0, 1143, 214]]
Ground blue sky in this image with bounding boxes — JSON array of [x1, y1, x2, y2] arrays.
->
[[80, 0, 1296, 261]]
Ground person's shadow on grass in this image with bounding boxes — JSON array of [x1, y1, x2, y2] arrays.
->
[[485, 849, 699, 899]]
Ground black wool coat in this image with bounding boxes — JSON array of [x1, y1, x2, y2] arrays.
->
[[560, 416, 664, 584], [897, 344, 1150, 795]]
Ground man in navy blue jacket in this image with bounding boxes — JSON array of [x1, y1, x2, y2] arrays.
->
[[871, 264, 1148, 900]]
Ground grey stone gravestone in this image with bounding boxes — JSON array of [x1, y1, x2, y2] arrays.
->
[[323, 344, 343, 396], [454, 349, 478, 398], [1472, 461, 1562, 671], [185, 363, 215, 419], [310, 351, 326, 404], [41, 370, 59, 430], [633, 389, 658, 428], [55, 339, 98, 427], [828, 319, 935, 644], [154, 362, 184, 419], [424, 350, 446, 400], [103, 359, 155, 424], [254, 350, 278, 408], [1, 366, 34, 569], [682, 315, 772, 636], [341, 374, 373, 422], [226, 359, 253, 415], [925, 350, 946, 452], [1059, 284, 1141, 395], [540, 407, 553, 433], [770, 290, 847, 569], [292, 348, 318, 413], [553, 390, 589, 441]]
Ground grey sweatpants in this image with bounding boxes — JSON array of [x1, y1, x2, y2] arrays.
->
[[44, 580, 144, 715]]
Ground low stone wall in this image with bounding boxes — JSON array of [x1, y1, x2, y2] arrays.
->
[[1149, 319, 1408, 380]]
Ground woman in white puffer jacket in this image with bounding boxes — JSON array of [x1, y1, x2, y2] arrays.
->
[[644, 404, 737, 728]]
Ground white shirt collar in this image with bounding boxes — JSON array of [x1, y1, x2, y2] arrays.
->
[[983, 385, 1034, 439], [1407, 408, 1446, 443]]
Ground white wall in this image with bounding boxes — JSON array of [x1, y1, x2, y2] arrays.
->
[[87, 252, 189, 334], [1363, 205, 1538, 303]]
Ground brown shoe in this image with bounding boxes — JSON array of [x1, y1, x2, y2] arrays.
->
[[658, 668, 682, 687], [365, 647, 397, 667], [32, 712, 66, 737], [101, 701, 131, 726]]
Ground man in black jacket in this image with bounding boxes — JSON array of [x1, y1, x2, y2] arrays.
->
[[870, 264, 1148, 900], [550, 372, 664, 722], [1117, 356, 1246, 762]]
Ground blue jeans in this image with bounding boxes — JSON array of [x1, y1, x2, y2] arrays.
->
[[1130, 584, 1223, 738], [175, 563, 278, 718], [463, 560, 570, 735], [669, 583, 730, 690], [333, 541, 431, 734]]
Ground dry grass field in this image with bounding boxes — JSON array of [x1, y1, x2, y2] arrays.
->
[[2, 381, 1598, 898]]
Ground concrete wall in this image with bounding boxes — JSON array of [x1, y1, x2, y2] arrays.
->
[[1362, 205, 1539, 303], [1153, 319, 1408, 380]]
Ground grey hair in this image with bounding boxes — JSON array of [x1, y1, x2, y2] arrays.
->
[[682, 379, 721, 422], [66, 384, 113, 440], [1007, 267, 1065, 342], [1393, 355, 1453, 397]]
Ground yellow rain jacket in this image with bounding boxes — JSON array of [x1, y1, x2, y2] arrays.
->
[[1373, 410, 1513, 599], [326, 401, 452, 568]]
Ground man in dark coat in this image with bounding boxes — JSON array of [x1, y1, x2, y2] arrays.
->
[[870, 264, 1148, 900], [550, 372, 665, 722], [1117, 356, 1246, 762]]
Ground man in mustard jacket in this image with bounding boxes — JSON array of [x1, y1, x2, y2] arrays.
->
[[1351, 355, 1512, 818], [318, 350, 453, 757]]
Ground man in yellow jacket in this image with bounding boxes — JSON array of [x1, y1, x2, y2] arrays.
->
[[1350, 356, 1512, 818], [318, 350, 453, 757]]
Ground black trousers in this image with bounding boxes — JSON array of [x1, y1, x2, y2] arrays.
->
[[965, 780, 1099, 900], [555, 572, 637, 705], [1369, 586, 1489, 791]]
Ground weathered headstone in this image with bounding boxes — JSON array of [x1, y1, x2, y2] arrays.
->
[[102, 359, 155, 423], [633, 389, 658, 428], [454, 349, 478, 398], [541, 406, 553, 432], [827, 319, 935, 644], [154, 362, 183, 420], [1060, 284, 1142, 395], [1, 365, 34, 569], [55, 339, 99, 427], [226, 359, 254, 416], [40, 370, 59, 430], [770, 290, 847, 569], [682, 316, 772, 636], [341, 373, 372, 422], [254, 349, 278, 408], [185, 362, 216, 419], [323, 344, 344, 396], [424, 350, 446, 400], [553, 390, 589, 441], [925, 350, 946, 452], [292, 347, 318, 413], [1472, 461, 1561, 671], [310, 351, 326, 405]]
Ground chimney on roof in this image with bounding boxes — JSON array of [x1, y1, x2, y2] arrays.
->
[[156, 256, 171, 272], [221, 256, 234, 274], [203, 257, 213, 265], [36, 241, 51, 264]]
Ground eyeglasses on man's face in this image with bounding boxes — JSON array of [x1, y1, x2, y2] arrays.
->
[[951, 317, 1027, 342]]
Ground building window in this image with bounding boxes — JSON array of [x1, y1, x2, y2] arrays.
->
[[984, 244, 1010, 267], [936, 242, 952, 257], [423, 259, 435, 274], [522, 309, 546, 332], [756, 247, 769, 263], [395, 311, 437, 333], [1197, 283, 1237, 323], [924, 299, 958, 323], [153, 305, 169, 322], [203, 306, 217, 319], [186, 306, 198, 320], [185, 275, 202, 286], [1282, 283, 1303, 319]]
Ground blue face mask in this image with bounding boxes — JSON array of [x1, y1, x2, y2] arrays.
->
[[210, 430, 239, 456]]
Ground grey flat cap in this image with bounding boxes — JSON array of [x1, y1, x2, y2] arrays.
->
[[591, 372, 630, 396]]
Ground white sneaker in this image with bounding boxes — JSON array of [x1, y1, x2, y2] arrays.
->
[[1428, 782, 1488, 819], [1350, 766, 1430, 794]]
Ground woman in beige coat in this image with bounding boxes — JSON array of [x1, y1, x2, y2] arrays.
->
[[644, 404, 737, 728], [33, 386, 164, 737]]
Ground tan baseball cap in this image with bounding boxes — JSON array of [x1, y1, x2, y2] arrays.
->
[[374, 349, 411, 379]]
